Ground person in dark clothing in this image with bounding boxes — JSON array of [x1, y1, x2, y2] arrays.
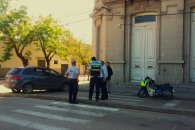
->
[[88, 57, 101, 101], [106, 62, 113, 93], [100, 61, 108, 100]]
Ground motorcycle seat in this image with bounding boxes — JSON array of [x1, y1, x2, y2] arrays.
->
[[163, 83, 170, 86]]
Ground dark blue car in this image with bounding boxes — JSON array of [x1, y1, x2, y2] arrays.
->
[[4, 66, 69, 94]]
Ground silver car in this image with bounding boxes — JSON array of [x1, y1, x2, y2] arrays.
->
[[4, 66, 69, 94]]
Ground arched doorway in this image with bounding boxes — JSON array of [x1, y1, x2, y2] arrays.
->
[[131, 14, 157, 81], [190, 8, 195, 82]]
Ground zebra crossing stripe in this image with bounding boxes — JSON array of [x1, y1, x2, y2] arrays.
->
[[30, 123, 70, 130], [14, 109, 90, 124], [162, 100, 181, 108], [0, 114, 70, 130], [51, 101, 119, 112], [34, 105, 106, 117]]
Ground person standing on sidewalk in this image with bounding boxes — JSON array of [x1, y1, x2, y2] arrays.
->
[[65, 59, 79, 104], [100, 61, 108, 100], [106, 61, 113, 94], [88, 57, 101, 101]]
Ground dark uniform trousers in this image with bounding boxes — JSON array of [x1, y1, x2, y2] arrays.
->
[[69, 79, 78, 103], [89, 76, 101, 100], [101, 78, 108, 99]]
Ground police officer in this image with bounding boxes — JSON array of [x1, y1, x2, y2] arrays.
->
[[88, 57, 101, 101], [66, 59, 79, 104]]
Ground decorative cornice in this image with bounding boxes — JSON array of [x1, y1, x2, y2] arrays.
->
[[108, 61, 126, 64]]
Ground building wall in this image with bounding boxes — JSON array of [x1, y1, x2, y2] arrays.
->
[[0, 40, 69, 78], [92, 0, 125, 84], [158, 0, 184, 84], [92, 0, 195, 85]]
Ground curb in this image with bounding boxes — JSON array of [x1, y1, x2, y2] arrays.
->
[[0, 93, 195, 117]]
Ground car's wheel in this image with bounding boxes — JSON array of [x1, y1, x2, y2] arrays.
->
[[61, 83, 69, 92], [22, 83, 33, 94]]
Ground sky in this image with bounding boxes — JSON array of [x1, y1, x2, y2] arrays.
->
[[10, 0, 94, 43]]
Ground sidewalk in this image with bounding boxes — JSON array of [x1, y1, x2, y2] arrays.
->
[[111, 83, 195, 101], [78, 79, 195, 101], [0, 77, 195, 117]]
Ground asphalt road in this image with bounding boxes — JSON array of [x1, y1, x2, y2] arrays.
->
[[0, 97, 195, 130]]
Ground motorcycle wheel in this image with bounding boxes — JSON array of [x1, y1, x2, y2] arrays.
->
[[138, 90, 147, 98]]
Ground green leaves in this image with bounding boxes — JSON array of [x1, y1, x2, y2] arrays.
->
[[0, 44, 13, 62], [0, 1, 92, 67], [0, 0, 9, 15], [0, 6, 33, 66], [65, 38, 92, 66], [33, 16, 71, 68]]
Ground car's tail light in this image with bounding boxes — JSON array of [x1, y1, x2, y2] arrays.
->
[[11, 75, 21, 81]]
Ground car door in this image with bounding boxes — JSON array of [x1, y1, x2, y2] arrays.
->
[[31, 68, 48, 89], [44, 69, 64, 89]]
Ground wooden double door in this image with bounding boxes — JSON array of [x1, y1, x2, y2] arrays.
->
[[131, 25, 157, 81]]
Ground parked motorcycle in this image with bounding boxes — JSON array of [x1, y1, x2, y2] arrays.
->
[[138, 77, 174, 100]]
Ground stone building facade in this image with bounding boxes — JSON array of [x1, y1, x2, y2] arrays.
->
[[92, 0, 195, 85]]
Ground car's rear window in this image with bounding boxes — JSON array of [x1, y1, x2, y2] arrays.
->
[[7, 68, 21, 75]]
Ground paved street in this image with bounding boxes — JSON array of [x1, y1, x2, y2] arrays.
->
[[0, 79, 195, 117], [0, 78, 195, 130], [0, 97, 195, 130]]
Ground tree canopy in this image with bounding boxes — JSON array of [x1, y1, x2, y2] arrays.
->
[[0, 0, 9, 15], [0, 6, 34, 66], [0, 0, 92, 69], [33, 16, 71, 68], [66, 38, 91, 66]]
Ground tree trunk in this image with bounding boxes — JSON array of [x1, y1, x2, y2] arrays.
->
[[17, 54, 28, 67], [22, 58, 28, 67], [13, 45, 28, 67], [46, 59, 50, 68]]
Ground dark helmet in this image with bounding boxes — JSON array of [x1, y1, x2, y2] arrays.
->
[[145, 76, 155, 85]]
